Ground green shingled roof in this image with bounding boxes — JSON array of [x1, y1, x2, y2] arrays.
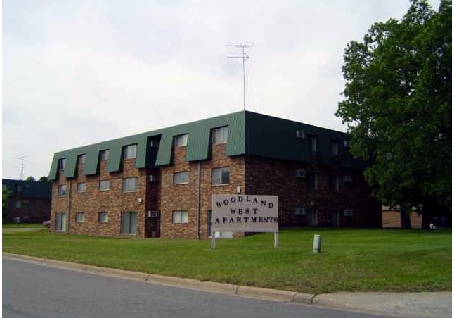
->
[[48, 111, 364, 181]]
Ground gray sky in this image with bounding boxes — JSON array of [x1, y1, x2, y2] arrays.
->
[[2, 0, 440, 180]]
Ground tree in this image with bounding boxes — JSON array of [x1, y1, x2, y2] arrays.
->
[[336, 0, 451, 228], [25, 176, 36, 182], [38, 176, 50, 182]]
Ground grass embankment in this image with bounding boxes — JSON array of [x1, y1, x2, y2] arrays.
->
[[2, 228, 451, 294]]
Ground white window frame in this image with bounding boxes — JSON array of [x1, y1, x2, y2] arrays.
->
[[78, 154, 86, 165], [174, 134, 188, 147], [212, 167, 230, 185], [58, 184, 67, 196], [212, 126, 228, 144], [98, 212, 108, 223], [123, 144, 137, 159], [77, 182, 86, 193], [100, 149, 109, 160], [99, 180, 110, 191], [76, 212, 85, 223], [121, 212, 138, 235], [173, 172, 189, 185], [122, 177, 138, 192], [58, 158, 66, 170], [172, 210, 189, 224]]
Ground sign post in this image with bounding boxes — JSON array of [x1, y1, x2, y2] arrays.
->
[[211, 194, 279, 249]]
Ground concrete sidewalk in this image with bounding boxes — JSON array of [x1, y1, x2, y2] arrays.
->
[[3, 253, 451, 318]]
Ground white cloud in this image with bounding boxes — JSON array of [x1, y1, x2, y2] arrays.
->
[[2, 0, 441, 179]]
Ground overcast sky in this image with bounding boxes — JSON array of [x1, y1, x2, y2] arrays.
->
[[2, 0, 440, 180]]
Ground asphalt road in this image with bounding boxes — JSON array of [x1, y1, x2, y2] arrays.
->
[[3, 258, 399, 318]]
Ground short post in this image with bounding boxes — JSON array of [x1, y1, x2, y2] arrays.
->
[[211, 231, 216, 250], [274, 231, 279, 249], [313, 234, 322, 253]]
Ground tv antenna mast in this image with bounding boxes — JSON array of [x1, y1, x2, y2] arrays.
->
[[226, 42, 256, 111], [13, 156, 27, 180]]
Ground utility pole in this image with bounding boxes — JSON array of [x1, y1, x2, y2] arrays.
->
[[13, 156, 26, 180], [226, 43, 256, 111]]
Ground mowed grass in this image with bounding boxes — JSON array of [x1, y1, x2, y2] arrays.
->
[[2, 228, 451, 294], [2, 223, 44, 228]]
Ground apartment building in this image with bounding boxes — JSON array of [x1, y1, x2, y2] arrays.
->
[[2, 179, 52, 223], [48, 111, 381, 238]]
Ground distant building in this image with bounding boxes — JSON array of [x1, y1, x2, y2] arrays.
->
[[48, 111, 382, 238], [2, 179, 52, 223]]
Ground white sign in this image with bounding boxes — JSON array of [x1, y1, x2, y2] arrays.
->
[[211, 194, 278, 232]]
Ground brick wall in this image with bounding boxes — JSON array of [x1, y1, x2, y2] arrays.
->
[[6, 197, 50, 223], [245, 155, 381, 228], [51, 158, 148, 237], [159, 143, 245, 239]]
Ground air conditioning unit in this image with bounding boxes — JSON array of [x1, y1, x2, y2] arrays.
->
[[149, 175, 158, 182], [295, 207, 306, 216], [147, 211, 158, 218], [343, 209, 353, 217], [343, 175, 352, 182], [343, 140, 351, 147], [296, 131, 305, 139], [295, 169, 306, 178], [150, 141, 159, 147]]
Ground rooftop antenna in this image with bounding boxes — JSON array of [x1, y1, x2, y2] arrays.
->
[[226, 42, 256, 111], [13, 156, 27, 180]]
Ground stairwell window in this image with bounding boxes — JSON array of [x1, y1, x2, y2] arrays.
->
[[212, 126, 228, 144], [174, 134, 188, 147], [212, 167, 230, 185], [123, 144, 137, 159]]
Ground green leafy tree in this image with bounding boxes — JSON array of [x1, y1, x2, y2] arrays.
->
[[38, 176, 50, 182], [336, 0, 451, 227], [25, 176, 36, 182]]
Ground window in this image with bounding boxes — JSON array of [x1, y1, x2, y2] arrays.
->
[[121, 212, 138, 235], [212, 126, 228, 144], [58, 184, 67, 196], [16, 185, 22, 192], [98, 212, 108, 223], [78, 154, 86, 165], [14, 200, 22, 209], [309, 173, 317, 190], [123, 144, 137, 159], [58, 158, 66, 170], [77, 182, 86, 193], [172, 210, 188, 223], [174, 134, 188, 147], [212, 167, 230, 185], [173, 172, 189, 185], [311, 137, 317, 152], [330, 176, 339, 191], [100, 149, 109, 160], [99, 180, 110, 191], [24, 199, 30, 205], [122, 177, 138, 192], [55, 212, 67, 231], [331, 141, 338, 156], [295, 207, 306, 216], [76, 212, 85, 223]]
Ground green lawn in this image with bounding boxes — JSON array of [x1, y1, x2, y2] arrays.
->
[[2, 228, 451, 294], [2, 223, 44, 228]]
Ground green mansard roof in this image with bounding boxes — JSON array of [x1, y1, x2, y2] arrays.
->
[[48, 111, 365, 180]]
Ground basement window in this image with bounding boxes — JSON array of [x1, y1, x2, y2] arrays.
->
[[172, 210, 188, 224]]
